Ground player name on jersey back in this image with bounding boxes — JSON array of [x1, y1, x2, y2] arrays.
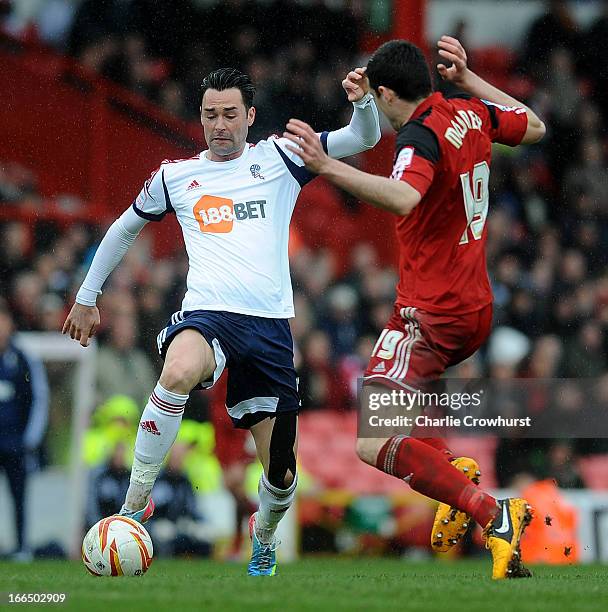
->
[[390, 92, 528, 314], [133, 137, 314, 319], [444, 109, 483, 149]]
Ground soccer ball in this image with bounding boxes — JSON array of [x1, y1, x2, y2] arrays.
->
[[82, 515, 153, 577]]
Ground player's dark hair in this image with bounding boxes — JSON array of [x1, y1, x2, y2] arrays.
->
[[367, 40, 432, 102], [200, 67, 256, 109]]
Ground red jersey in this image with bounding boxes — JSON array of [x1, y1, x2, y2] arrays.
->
[[391, 92, 528, 314]]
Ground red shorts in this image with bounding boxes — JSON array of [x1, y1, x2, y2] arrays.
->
[[364, 303, 492, 388]]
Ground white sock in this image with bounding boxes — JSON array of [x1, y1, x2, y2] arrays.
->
[[255, 473, 298, 543], [124, 382, 188, 511]]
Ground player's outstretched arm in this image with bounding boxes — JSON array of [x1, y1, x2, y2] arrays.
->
[[437, 35, 546, 144], [323, 67, 381, 158], [62, 206, 147, 346], [284, 119, 420, 216]]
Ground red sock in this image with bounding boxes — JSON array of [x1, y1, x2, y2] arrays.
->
[[377, 436, 498, 527], [413, 436, 453, 458], [409, 424, 453, 459]]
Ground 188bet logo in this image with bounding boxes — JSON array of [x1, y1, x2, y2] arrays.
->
[[193, 195, 266, 233]]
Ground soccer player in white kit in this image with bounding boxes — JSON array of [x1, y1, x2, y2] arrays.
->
[[63, 67, 381, 575]]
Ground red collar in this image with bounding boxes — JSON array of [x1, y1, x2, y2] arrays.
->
[[409, 92, 442, 121]]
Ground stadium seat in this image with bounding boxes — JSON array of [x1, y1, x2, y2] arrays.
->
[[299, 411, 441, 495]]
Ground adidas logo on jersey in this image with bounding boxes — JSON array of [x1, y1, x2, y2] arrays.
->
[[140, 420, 161, 435], [372, 362, 386, 373], [186, 180, 203, 191]]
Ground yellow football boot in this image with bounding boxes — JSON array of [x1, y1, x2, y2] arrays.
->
[[431, 457, 481, 551], [484, 498, 534, 580]]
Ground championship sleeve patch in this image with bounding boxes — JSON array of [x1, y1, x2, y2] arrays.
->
[[391, 147, 415, 181], [480, 99, 528, 146], [481, 100, 526, 114]]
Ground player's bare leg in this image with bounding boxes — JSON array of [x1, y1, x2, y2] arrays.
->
[[246, 413, 298, 575], [121, 329, 216, 520]]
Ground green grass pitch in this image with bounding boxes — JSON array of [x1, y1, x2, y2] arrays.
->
[[1, 559, 607, 611]]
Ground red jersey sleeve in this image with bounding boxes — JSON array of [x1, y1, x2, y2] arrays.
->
[[480, 99, 528, 146], [391, 121, 440, 197]]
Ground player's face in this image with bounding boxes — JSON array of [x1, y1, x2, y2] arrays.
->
[[201, 88, 256, 161]]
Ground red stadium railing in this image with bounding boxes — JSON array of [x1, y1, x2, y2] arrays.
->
[[0, 33, 199, 211]]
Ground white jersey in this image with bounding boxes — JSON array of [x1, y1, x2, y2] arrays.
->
[[133, 136, 324, 318]]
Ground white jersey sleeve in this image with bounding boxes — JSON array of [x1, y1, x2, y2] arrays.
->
[[271, 92, 380, 171], [75, 207, 147, 306], [325, 93, 381, 158], [132, 164, 175, 221]]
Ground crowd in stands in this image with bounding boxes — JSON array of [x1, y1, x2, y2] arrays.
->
[[1, 0, 365, 138], [1, 1, 608, 494]]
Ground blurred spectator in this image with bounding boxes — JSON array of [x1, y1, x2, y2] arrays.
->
[[68, 0, 141, 56], [95, 312, 157, 409], [36, 0, 77, 49], [546, 47, 580, 129], [339, 334, 376, 407], [506, 289, 543, 338], [86, 442, 131, 526], [148, 442, 211, 557], [37, 294, 65, 332], [205, 376, 255, 559], [83, 395, 139, 468], [0, 222, 30, 296], [321, 284, 361, 358], [487, 326, 531, 379], [157, 80, 188, 120], [78, 35, 121, 76], [521, 0, 580, 75], [583, 0, 608, 117], [63, 0, 360, 129], [545, 442, 585, 488], [11, 272, 44, 331], [0, 161, 37, 203], [0, 0, 10, 28], [0, 301, 49, 560], [563, 322, 607, 377], [525, 335, 563, 378], [563, 138, 608, 215], [495, 439, 548, 489], [299, 330, 349, 411]]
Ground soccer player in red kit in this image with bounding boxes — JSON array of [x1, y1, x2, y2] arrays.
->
[[284, 36, 546, 579]]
